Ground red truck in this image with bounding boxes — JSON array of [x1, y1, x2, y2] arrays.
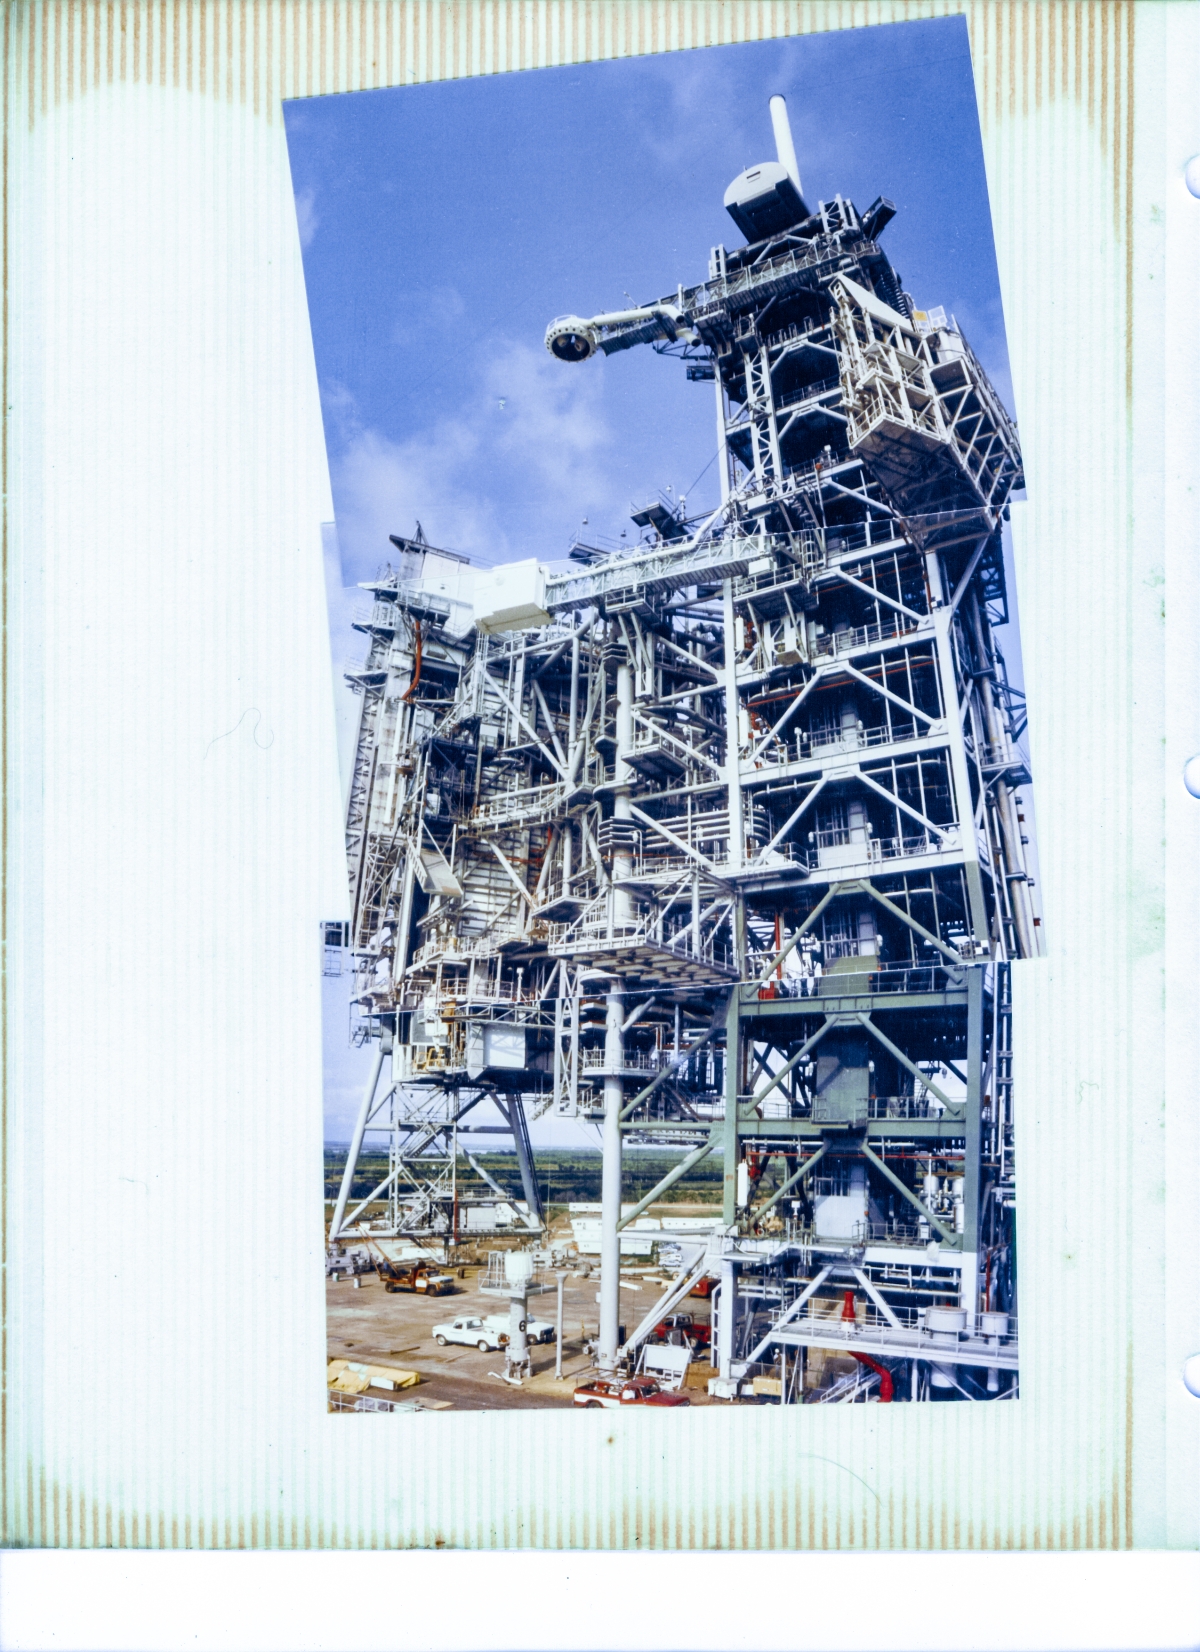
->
[[572, 1376, 691, 1409], [652, 1312, 711, 1353]]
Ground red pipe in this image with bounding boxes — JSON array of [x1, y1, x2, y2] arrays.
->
[[760, 912, 785, 1000], [842, 1291, 894, 1401], [852, 1352, 894, 1402]]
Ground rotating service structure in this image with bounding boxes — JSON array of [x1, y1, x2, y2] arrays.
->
[[329, 96, 1038, 1403]]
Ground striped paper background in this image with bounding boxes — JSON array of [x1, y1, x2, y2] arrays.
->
[[4, 0, 1198, 1550]]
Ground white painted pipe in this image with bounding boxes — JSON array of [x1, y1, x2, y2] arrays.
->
[[555, 1273, 565, 1380], [598, 986, 625, 1372], [329, 1042, 386, 1240]]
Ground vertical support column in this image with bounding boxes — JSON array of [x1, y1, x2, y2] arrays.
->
[[510, 636, 527, 751], [568, 632, 581, 748], [714, 363, 731, 506], [599, 982, 625, 1372], [760, 343, 784, 482], [553, 966, 566, 1112], [614, 659, 635, 922], [569, 967, 580, 1116], [717, 1255, 739, 1380], [507, 1291, 530, 1376], [960, 963, 984, 1315], [925, 549, 946, 607], [722, 970, 743, 1228], [722, 580, 745, 871], [933, 608, 989, 944], [965, 593, 1035, 959], [743, 348, 765, 489], [742, 345, 783, 488], [555, 1272, 566, 1381], [450, 1115, 458, 1258]]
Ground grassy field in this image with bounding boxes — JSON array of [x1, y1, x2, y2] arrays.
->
[[323, 1146, 728, 1208]]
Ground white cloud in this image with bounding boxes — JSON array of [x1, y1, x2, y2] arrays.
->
[[389, 285, 465, 348], [294, 186, 319, 249], [631, 47, 804, 182], [326, 339, 625, 575]]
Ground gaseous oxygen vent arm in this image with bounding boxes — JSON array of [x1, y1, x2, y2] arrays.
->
[[544, 302, 697, 363]]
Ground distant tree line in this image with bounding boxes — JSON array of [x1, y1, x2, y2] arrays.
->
[[322, 1147, 726, 1207]]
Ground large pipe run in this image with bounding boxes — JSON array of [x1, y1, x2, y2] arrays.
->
[[852, 1352, 895, 1403], [598, 985, 625, 1371]]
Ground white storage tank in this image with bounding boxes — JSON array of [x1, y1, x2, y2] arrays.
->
[[925, 1306, 967, 1346]]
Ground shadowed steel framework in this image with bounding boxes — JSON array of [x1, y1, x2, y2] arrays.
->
[[327, 97, 1039, 1405]]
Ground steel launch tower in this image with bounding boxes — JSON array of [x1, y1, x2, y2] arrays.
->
[[329, 97, 1037, 1402]]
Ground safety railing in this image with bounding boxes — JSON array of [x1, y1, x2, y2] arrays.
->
[[751, 721, 916, 770], [473, 780, 570, 825], [579, 1047, 661, 1074], [811, 613, 925, 659], [327, 1390, 424, 1413], [761, 1296, 1018, 1350], [351, 600, 402, 632], [765, 318, 829, 351], [410, 927, 530, 967], [688, 236, 883, 319], [747, 962, 966, 999], [849, 1217, 925, 1247], [774, 374, 843, 412], [867, 1094, 966, 1120], [536, 876, 601, 910], [547, 895, 736, 974], [778, 828, 958, 873], [480, 1251, 546, 1293], [976, 738, 1026, 771], [725, 375, 842, 430], [627, 726, 712, 767]]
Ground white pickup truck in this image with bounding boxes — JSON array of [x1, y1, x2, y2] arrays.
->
[[484, 1313, 556, 1346], [432, 1314, 556, 1352], [432, 1315, 505, 1352]]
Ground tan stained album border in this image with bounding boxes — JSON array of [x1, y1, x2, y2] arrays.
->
[[2, 0, 1196, 1552]]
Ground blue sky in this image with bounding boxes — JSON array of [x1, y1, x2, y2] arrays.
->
[[286, 16, 1031, 1145], [285, 14, 1014, 586]]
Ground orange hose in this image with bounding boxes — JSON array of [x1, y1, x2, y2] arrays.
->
[[400, 620, 423, 703]]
